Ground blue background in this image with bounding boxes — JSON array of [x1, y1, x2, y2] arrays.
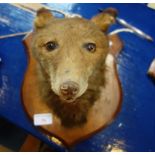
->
[[0, 3, 155, 151]]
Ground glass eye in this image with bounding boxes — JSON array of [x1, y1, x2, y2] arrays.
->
[[45, 41, 58, 51], [84, 43, 96, 53]]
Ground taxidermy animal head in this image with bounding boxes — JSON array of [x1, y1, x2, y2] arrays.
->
[[32, 8, 117, 103]]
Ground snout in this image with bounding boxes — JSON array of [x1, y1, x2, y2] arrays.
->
[[60, 81, 79, 102]]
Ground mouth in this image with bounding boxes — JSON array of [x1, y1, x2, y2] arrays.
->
[[60, 96, 77, 103]]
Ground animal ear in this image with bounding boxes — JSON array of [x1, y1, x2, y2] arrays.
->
[[34, 8, 54, 29], [91, 8, 117, 32]]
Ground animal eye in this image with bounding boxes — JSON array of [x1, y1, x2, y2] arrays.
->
[[84, 43, 96, 53], [45, 41, 58, 51]]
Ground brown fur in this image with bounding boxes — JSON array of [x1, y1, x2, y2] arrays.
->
[[36, 57, 106, 127], [31, 8, 116, 128]]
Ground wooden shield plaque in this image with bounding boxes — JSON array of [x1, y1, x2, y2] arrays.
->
[[22, 33, 123, 147]]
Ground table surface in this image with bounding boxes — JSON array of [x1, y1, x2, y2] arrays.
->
[[0, 3, 155, 152]]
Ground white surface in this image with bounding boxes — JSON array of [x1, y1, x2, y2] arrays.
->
[[33, 113, 53, 126]]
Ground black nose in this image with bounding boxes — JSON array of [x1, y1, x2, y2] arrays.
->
[[60, 81, 79, 97]]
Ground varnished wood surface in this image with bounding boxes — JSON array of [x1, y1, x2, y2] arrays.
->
[[22, 33, 123, 146]]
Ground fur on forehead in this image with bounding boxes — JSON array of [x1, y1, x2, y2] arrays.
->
[[33, 17, 108, 50], [34, 7, 117, 32]]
